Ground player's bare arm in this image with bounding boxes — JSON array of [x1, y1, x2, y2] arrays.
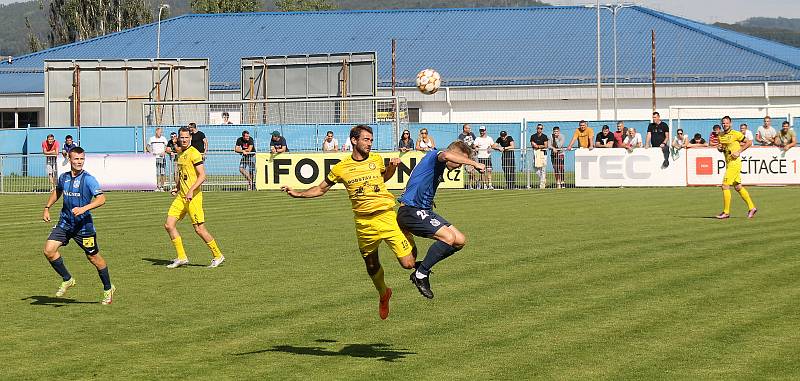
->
[[72, 193, 106, 217], [438, 151, 485, 172], [42, 188, 62, 222], [185, 163, 207, 201], [282, 178, 333, 198], [383, 157, 401, 181]]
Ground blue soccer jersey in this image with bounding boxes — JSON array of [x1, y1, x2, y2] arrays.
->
[[398, 150, 447, 210], [56, 170, 103, 235]]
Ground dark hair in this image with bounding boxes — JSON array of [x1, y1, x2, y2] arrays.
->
[[326, 130, 334, 135], [222, 112, 230, 117], [739, 123, 748, 128], [579, 120, 587, 125], [47, 134, 54, 138], [721, 116, 732, 123], [783, 121, 790, 126], [179, 126, 191, 134], [653, 112, 660, 117], [188, 122, 197, 129], [536, 123, 544, 128], [553, 126, 560, 131], [350, 124, 373, 141], [69, 146, 85, 155], [242, 130, 250, 136], [602, 125, 610, 130], [65, 135, 73, 140], [713, 124, 721, 130], [677, 129, 683, 134], [693, 133, 702, 139]]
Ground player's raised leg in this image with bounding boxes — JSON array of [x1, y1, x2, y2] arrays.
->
[[44, 238, 75, 297], [411, 225, 465, 299]]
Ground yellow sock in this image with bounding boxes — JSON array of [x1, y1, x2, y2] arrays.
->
[[171, 236, 187, 261], [369, 266, 388, 296], [738, 187, 755, 210], [206, 239, 223, 259], [722, 189, 732, 214]]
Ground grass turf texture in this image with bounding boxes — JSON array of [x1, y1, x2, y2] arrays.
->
[[1, 187, 798, 380]]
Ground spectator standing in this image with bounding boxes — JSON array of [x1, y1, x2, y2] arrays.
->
[[623, 128, 643, 152], [270, 130, 288, 153], [61, 135, 77, 159], [687, 133, 707, 148], [756, 116, 777, 146], [235, 130, 256, 190], [42, 134, 59, 190], [567, 120, 594, 150], [188, 123, 208, 157], [613, 121, 627, 148], [595, 125, 615, 148], [416, 128, 436, 152], [496, 130, 516, 189], [740, 123, 754, 142], [709, 125, 721, 147], [671, 128, 688, 159], [473, 126, 495, 190], [530, 124, 549, 189], [166, 131, 180, 159], [775, 121, 797, 152], [549, 126, 565, 188], [646, 111, 671, 168], [147, 127, 169, 191], [322, 131, 339, 152], [398, 129, 414, 152], [458, 124, 477, 188]]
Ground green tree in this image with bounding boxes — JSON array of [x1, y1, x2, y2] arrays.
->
[[275, 0, 337, 12], [47, 0, 153, 46], [190, 0, 262, 13]]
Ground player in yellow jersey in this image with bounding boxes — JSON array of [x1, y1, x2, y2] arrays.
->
[[716, 116, 757, 219], [164, 126, 225, 268], [282, 124, 416, 320]]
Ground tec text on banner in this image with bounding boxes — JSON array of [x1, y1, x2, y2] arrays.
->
[[255, 151, 465, 190], [686, 147, 800, 186], [575, 148, 687, 187]]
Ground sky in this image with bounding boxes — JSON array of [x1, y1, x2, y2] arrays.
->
[[0, 0, 799, 23]]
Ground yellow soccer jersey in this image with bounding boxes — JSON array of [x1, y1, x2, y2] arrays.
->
[[326, 153, 395, 216], [177, 146, 203, 197], [718, 129, 745, 163]]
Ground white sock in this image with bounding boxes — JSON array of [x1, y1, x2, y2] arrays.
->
[[415, 271, 428, 279]]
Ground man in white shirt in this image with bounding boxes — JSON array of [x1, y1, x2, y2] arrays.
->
[[147, 127, 169, 190], [739, 123, 754, 142], [623, 128, 643, 152], [322, 130, 339, 152], [756, 116, 777, 146], [473, 126, 496, 190]]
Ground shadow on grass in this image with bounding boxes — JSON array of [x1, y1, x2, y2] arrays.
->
[[235, 339, 415, 362], [22, 295, 99, 307], [676, 216, 737, 219], [141, 258, 205, 267]]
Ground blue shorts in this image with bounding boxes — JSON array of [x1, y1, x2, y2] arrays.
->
[[396, 205, 451, 238], [47, 225, 99, 255]]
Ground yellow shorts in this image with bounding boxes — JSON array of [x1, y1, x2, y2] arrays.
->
[[354, 209, 414, 258], [167, 193, 205, 224], [722, 160, 742, 186]]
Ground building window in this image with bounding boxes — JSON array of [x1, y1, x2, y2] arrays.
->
[[18, 112, 38, 127], [0, 112, 12, 128], [408, 108, 420, 123]]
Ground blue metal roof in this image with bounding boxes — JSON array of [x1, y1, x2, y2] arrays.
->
[[1, 6, 799, 94]]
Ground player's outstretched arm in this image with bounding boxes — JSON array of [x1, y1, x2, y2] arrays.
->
[[439, 151, 486, 173], [282, 178, 332, 198]]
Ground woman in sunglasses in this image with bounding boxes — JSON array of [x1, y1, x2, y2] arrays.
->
[[416, 128, 436, 152], [398, 130, 414, 152]]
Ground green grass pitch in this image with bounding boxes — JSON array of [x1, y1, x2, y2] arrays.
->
[[1, 187, 799, 379]]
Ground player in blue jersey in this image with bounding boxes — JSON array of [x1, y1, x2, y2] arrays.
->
[[397, 141, 485, 299], [42, 147, 116, 305]]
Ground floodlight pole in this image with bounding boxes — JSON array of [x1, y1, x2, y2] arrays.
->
[[594, 3, 634, 122], [156, 4, 169, 60]]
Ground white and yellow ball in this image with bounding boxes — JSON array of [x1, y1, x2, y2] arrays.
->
[[416, 69, 441, 95]]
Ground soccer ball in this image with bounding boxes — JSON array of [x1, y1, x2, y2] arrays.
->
[[416, 69, 441, 95]]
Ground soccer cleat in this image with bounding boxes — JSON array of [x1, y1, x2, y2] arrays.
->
[[747, 208, 758, 219], [208, 256, 225, 268], [101, 285, 116, 305], [55, 278, 76, 297], [166, 258, 189, 269], [378, 288, 392, 320], [716, 212, 730, 219], [409, 271, 434, 299]]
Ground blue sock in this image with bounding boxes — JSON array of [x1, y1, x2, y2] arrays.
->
[[49, 257, 72, 281], [418, 241, 461, 275], [97, 267, 112, 291]]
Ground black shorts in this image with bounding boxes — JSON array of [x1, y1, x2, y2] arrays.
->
[[396, 205, 451, 238], [156, 157, 166, 174], [477, 157, 492, 170], [47, 226, 99, 255]]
